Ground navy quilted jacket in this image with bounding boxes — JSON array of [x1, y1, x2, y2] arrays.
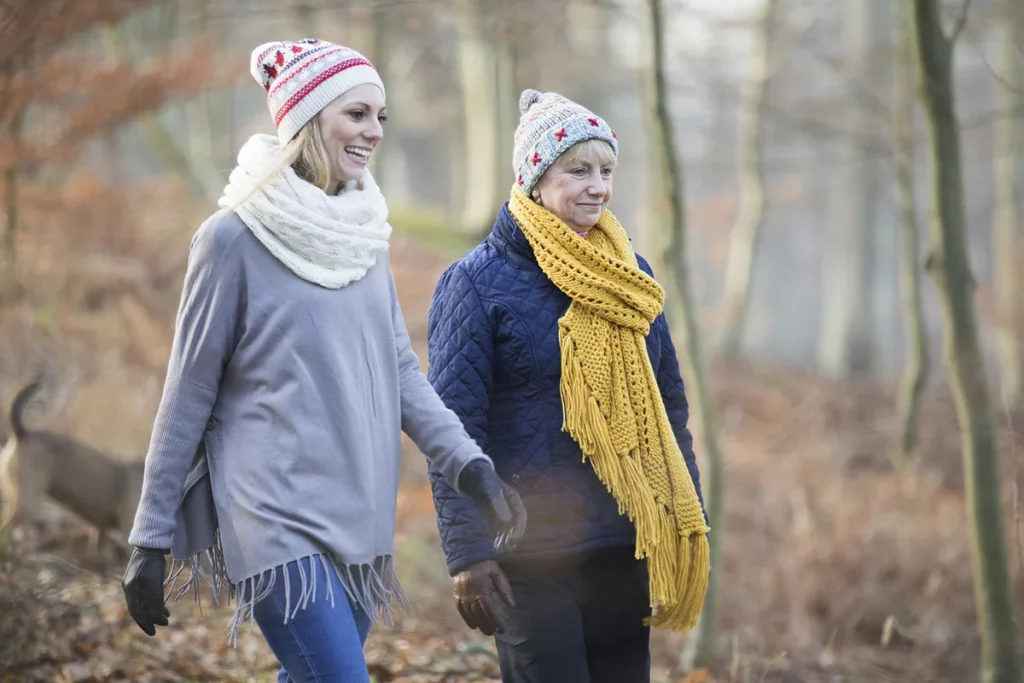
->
[[426, 204, 705, 576]]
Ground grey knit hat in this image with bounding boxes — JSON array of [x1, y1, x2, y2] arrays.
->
[[512, 89, 618, 195]]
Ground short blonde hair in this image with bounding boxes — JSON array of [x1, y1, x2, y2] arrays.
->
[[555, 138, 616, 170]]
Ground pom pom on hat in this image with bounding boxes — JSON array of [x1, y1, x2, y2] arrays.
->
[[512, 89, 618, 195], [250, 38, 385, 144], [519, 88, 543, 115]]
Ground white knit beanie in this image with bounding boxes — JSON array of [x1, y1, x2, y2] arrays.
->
[[250, 38, 386, 144], [512, 89, 618, 195]]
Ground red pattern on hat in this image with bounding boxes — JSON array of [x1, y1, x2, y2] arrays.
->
[[273, 57, 374, 127], [251, 38, 384, 143]]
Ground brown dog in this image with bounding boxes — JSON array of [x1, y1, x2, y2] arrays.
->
[[0, 379, 145, 554]]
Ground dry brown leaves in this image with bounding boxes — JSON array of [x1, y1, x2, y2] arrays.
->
[[0, 522, 504, 683], [0, 1, 236, 173], [3, 366, 1019, 683]]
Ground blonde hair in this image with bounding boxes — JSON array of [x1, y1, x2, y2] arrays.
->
[[225, 117, 337, 212], [556, 138, 616, 170], [289, 117, 335, 193]]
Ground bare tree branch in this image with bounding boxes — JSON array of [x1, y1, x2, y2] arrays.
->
[[764, 5, 817, 80], [797, 46, 895, 121], [950, 0, 972, 44]]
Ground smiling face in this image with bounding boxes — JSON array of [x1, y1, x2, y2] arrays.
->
[[531, 139, 616, 233], [315, 83, 387, 186]]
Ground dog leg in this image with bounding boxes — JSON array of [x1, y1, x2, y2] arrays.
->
[[0, 438, 49, 546], [0, 439, 17, 534], [0, 482, 14, 548], [0, 439, 37, 534], [87, 525, 106, 556]]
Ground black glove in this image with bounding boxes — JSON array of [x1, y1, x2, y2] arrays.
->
[[458, 459, 528, 554], [122, 545, 170, 637]]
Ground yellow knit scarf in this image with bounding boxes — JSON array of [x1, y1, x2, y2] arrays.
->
[[508, 185, 710, 631]]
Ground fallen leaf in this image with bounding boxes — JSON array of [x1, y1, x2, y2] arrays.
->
[[684, 668, 714, 683]]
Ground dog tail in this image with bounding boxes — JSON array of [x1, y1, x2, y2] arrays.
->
[[9, 378, 43, 440]]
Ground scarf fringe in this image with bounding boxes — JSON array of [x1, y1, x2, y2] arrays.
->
[[163, 535, 410, 647], [559, 325, 663, 550], [560, 324, 709, 630], [648, 533, 710, 630], [505, 176, 709, 633]]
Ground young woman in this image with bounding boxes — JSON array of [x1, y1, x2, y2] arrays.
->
[[426, 90, 709, 683], [120, 39, 525, 683]]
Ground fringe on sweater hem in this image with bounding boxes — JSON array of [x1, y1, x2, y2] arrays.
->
[[162, 535, 411, 647]]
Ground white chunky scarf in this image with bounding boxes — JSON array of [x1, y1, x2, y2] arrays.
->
[[219, 133, 392, 289]]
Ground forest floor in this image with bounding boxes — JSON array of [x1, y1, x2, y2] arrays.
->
[[1, 183, 1022, 682]]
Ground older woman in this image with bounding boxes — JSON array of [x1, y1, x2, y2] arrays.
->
[[426, 89, 710, 683]]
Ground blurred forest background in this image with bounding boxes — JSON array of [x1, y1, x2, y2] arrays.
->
[[0, 0, 1022, 681]]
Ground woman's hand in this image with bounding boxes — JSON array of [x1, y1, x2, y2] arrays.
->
[[457, 460, 527, 553], [122, 546, 170, 636], [453, 560, 516, 636]]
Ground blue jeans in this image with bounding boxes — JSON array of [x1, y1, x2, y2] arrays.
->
[[250, 556, 373, 683]]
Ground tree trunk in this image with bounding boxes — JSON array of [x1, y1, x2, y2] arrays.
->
[[992, 0, 1024, 408], [718, 0, 777, 360], [456, 0, 500, 234], [491, 6, 518, 230], [3, 110, 21, 272], [817, 0, 887, 378], [293, 1, 318, 37], [185, 0, 216, 193], [104, 128, 122, 185], [893, 2, 929, 459], [370, 4, 410, 203], [507, 0, 538, 96], [645, 0, 723, 667], [100, 21, 221, 203], [3, 160, 16, 271], [911, 3, 1022, 682]]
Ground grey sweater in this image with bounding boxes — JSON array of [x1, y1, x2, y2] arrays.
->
[[129, 210, 491, 640]]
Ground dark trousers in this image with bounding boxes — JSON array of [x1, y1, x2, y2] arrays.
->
[[493, 547, 652, 683]]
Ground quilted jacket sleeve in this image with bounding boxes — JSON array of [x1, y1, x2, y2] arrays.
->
[[426, 262, 499, 575], [637, 255, 707, 523], [387, 267, 493, 493]]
